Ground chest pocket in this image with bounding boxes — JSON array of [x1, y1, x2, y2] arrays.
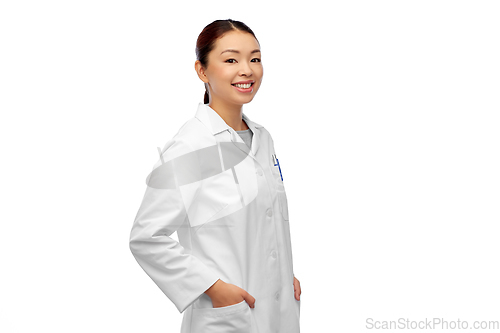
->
[[271, 153, 289, 221]]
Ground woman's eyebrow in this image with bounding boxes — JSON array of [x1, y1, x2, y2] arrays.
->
[[220, 49, 261, 55]]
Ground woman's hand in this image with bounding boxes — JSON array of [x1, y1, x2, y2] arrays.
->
[[293, 276, 301, 301], [204, 279, 256, 308]]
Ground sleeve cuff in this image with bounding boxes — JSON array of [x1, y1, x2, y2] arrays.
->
[[175, 267, 220, 314]]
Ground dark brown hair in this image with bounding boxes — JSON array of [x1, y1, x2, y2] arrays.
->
[[195, 19, 259, 104]]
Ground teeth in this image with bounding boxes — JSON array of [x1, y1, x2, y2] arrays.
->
[[234, 83, 252, 88]]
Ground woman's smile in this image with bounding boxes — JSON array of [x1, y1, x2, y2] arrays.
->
[[231, 81, 254, 93]]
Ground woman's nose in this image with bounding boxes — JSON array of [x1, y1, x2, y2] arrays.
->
[[238, 63, 253, 76]]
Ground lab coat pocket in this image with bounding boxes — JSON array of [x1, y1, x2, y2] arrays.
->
[[191, 300, 252, 333], [276, 185, 290, 221], [271, 166, 290, 221]]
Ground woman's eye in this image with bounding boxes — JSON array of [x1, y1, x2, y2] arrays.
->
[[225, 58, 261, 63]]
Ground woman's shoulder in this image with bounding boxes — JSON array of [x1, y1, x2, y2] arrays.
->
[[255, 124, 274, 143], [157, 117, 213, 158]]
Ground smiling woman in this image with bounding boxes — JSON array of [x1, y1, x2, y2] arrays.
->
[[194, 20, 263, 114], [129, 18, 301, 333]]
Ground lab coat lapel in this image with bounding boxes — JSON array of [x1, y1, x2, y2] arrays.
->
[[195, 102, 262, 160], [242, 112, 261, 157]]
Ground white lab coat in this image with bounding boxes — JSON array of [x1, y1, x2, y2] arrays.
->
[[129, 102, 300, 333]]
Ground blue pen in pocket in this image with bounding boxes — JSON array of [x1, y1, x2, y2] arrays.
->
[[272, 153, 283, 181]]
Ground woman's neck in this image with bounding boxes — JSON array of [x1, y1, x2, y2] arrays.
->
[[208, 101, 248, 131]]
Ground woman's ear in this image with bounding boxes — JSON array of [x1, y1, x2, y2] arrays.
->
[[194, 60, 209, 84]]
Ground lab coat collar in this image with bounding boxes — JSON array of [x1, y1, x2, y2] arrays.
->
[[195, 102, 263, 134], [195, 102, 263, 157]]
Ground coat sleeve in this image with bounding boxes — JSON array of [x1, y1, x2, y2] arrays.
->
[[129, 137, 220, 314]]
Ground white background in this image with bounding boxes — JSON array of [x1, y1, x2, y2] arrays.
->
[[1, 1, 499, 332]]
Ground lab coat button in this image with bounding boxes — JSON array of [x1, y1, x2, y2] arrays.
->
[[267, 209, 273, 217], [271, 251, 277, 259], [275, 292, 280, 300], [256, 169, 263, 176]]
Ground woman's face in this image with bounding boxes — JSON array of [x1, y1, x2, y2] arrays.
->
[[200, 30, 263, 106]]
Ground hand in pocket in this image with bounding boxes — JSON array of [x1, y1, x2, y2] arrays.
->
[[205, 279, 256, 308]]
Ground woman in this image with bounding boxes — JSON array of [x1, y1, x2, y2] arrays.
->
[[129, 19, 301, 333]]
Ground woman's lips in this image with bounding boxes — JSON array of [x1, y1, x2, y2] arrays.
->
[[231, 82, 254, 93]]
